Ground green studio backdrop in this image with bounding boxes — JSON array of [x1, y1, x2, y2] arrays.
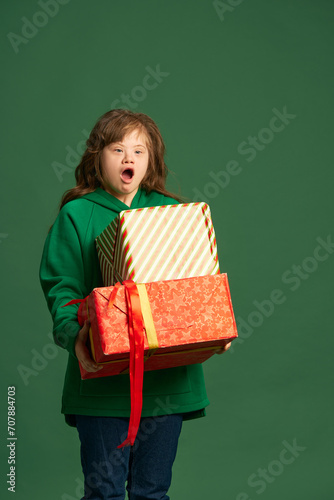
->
[[1, 1, 333, 499]]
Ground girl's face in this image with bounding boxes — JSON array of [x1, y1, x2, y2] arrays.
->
[[99, 128, 149, 206]]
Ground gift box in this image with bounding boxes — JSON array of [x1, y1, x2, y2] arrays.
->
[[72, 273, 237, 380], [95, 202, 220, 286], [65, 274, 238, 448]]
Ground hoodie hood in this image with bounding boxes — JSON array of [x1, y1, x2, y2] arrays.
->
[[80, 187, 169, 213]]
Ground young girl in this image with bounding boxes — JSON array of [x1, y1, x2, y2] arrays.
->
[[39, 108, 231, 499]]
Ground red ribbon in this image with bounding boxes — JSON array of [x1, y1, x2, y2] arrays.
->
[[61, 297, 88, 326], [118, 280, 145, 448], [106, 281, 145, 448], [63, 281, 146, 448]]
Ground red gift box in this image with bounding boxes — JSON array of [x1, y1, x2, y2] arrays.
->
[[76, 273, 237, 378], [65, 274, 238, 447]]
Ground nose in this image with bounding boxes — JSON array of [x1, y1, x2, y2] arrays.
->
[[123, 150, 134, 163]]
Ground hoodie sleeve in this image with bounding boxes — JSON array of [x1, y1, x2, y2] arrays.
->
[[39, 203, 89, 359]]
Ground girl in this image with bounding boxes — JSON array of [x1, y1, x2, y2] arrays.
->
[[39, 108, 231, 500]]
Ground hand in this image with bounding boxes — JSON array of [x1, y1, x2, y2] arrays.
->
[[215, 339, 232, 355], [75, 321, 103, 372]]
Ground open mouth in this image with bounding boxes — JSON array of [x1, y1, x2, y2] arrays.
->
[[120, 168, 134, 181]]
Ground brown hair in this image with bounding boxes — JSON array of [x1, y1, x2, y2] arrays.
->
[[58, 108, 184, 211]]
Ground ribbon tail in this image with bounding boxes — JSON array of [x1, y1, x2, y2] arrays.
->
[[61, 297, 89, 327], [108, 282, 121, 308], [61, 298, 85, 307], [117, 281, 144, 449]]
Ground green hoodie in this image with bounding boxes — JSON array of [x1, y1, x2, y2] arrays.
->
[[39, 187, 209, 427]]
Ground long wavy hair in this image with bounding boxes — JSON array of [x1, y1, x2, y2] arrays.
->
[[58, 108, 183, 211]]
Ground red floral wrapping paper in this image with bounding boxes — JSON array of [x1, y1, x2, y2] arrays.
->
[[77, 273, 238, 380]]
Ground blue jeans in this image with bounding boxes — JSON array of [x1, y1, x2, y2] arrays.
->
[[75, 414, 183, 500]]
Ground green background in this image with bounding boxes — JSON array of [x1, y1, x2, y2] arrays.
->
[[1, 1, 333, 498]]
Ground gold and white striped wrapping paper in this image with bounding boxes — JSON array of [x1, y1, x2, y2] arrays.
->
[[95, 202, 220, 286]]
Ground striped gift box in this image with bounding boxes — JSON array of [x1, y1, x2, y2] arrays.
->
[[95, 202, 220, 286]]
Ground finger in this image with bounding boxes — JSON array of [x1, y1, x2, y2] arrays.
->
[[76, 322, 91, 347], [78, 344, 103, 372], [84, 364, 103, 372], [80, 320, 91, 336], [215, 342, 231, 354], [79, 358, 103, 372], [85, 364, 103, 372]]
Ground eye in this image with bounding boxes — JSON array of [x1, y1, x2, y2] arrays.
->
[[135, 150, 143, 154], [114, 148, 122, 152]]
